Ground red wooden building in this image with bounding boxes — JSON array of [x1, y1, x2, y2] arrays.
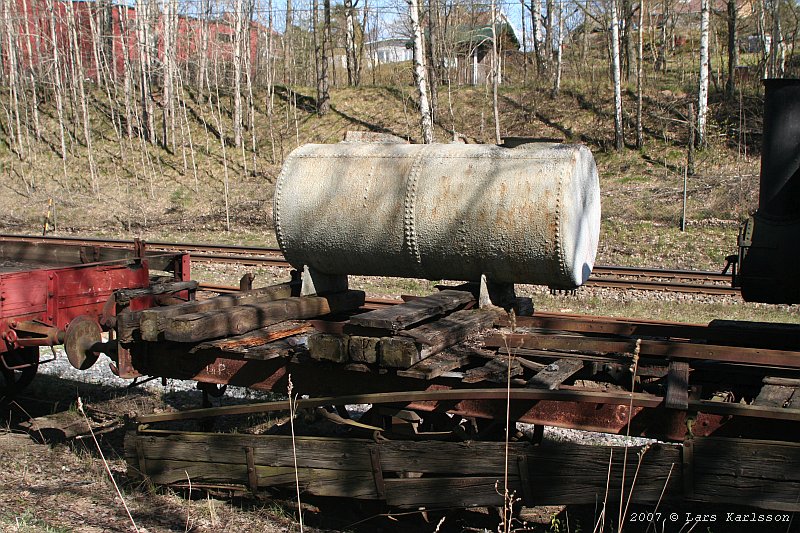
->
[[5, 0, 265, 81]]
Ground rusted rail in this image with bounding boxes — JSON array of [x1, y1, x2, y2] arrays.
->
[[1, 234, 738, 296]]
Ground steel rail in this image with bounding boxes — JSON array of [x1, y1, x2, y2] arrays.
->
[[136, 387, 800, 424], [1, 233, 738, 295]]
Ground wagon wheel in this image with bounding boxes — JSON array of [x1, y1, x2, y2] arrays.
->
[[0, 347, 40, 400]]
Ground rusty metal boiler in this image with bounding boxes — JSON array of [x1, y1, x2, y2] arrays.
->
[[274, 142, 600, 290]]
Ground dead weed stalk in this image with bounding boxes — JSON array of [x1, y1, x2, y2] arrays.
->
[[76, 396, 139, 532], [287, 374, 304, 532]]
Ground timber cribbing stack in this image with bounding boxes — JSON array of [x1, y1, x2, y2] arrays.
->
[[120, 282, 799, 513]]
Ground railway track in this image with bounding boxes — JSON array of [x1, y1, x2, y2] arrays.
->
[[0, 233, 739, 295]]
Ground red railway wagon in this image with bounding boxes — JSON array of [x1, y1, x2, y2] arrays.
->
[[0, 238, 190, 396]]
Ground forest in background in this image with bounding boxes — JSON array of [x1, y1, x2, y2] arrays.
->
[[0, 0, 796, 247]]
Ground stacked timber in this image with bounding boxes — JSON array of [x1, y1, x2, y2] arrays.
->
[[119, 284, 365, 345], [307, 290, 504, 369]]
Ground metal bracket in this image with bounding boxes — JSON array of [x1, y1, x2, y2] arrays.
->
[[479, 274, 518, 310], [300, 266, 348, 296]]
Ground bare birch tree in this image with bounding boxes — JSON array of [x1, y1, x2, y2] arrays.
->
[[696, 0, 710, 147], [409, 0, 433, 143], [491, 0, 501, 143], [611, 0, 624, 150], [551, 0, 563, 98], [233, 0, 245, 148], [726, 0, 738, 98], [136, 0, 155, 141], [636, 0, 644, 147], [317, 0, 332, 115]]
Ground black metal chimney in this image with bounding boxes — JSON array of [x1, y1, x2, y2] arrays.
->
[[758, 78, 800, 219]]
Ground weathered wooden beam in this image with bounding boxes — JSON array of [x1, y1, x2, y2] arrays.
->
[[163, 291, 365, 343], [347, 290, 474, 333], [115, 280, 198, 306], [665, 360, 690, 409], [117, 310, 143, 343], [690, 437, 800, 511], [191, 321, 311, 354], [753, 384, 795, 408], [139, 283, 296, 341], [125, 430, 703, 510], [486, 333, 800, 369], [382, 307, 502, 368], [349, 335, 380, 364], [395, 348, 474, 380], [308, 333, 350, 363], [526, 358, 585, 390], [463, 358, 523, 384]]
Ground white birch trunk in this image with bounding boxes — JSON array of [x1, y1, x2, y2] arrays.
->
[[409, 0, 433, 143], [611, 0, 624, 150], [48, 0, 67, 169], [697, 0, 710, 146], [232, 0, 244, 149], [491, 0, 501, 144], [636, 0, 644, 147]]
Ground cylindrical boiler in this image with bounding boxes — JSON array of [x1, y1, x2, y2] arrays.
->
[[274, 142, 601, 289]]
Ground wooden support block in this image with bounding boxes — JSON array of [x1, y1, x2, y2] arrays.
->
[[380, 337, 420, 368], [526, 358, 585, 390], [309, 333, 350, 363], [665, 360, 690, 410], [381, 308, 501, 369], [349, 336, 380, 364], [348, 290, 474, 333], [396, 348, 474, 380], [163, 291, 364, 343], [117, 310, 143, 343], [753, 384, 796, 408], [140, 283, 296, 341], [115, 280, 199, 306]]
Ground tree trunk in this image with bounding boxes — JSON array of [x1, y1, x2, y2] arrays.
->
[[284, 0, 293, 85], [769, 0, 784, 77], [317, 0, 331, 114], [636, 0, 644, 147], [697, 0, 710, 147], [551, 0, 563, 98], [198, 0, 210, 89], [162, 0, 176, 151], [233, 0, 244, 148], [622, 0, 634, 80], [48, 0, 68, 175], [344, 0, 358, 86], [491, 0, 501, 143], [521, 0, 527, 84], [726, 0, 738, 98], [409, 0, 433, 143], [611, 0, 624, 150], [426, 0, 439, 122], [544, 0, 553, 73], [529, 1, 544, 75], [136, 0, 154, 141]]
